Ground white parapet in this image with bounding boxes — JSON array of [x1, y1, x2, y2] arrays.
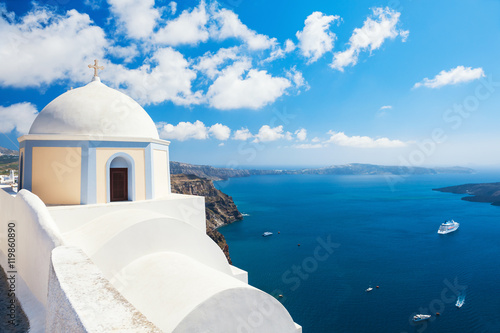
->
[[46, 246, 161, 332]]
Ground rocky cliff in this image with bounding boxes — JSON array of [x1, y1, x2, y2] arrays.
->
[[434, 182, 500, 206], [0, 147, 17, 156], [170, 161, 250, 181], [170, 174, 243, 263], [170, 161, 474, 180]]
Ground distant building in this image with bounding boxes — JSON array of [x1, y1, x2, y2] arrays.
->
[[0, 62, 300, 332], [0, 169, 16, 184]]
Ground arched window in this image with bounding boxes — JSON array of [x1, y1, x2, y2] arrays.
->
[[106, 153, 135, 202]]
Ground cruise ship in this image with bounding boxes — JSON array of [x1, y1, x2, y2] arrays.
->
[[437, 220, 459, 234]]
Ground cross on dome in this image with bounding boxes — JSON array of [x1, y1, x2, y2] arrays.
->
[[88, 59, 104, 78]]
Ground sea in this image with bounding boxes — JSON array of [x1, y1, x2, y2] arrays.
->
[[216, 172, 500, 333]]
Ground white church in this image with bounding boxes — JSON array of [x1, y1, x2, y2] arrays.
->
[[0, 61, 301, 332]]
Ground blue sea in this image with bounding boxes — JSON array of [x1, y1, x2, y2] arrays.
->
[[216, 172, 500, 333]]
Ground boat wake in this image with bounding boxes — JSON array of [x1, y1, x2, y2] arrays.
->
[[456, 294, 465, 308]]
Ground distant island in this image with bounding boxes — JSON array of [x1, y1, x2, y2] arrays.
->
[[170, 161, 474, 181], [434, 183, 500, 206]]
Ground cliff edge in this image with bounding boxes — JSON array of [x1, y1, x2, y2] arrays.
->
[[170, 174, 243, 263], [434, 182, 500, 206]]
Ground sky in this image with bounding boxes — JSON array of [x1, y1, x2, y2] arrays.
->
[[1, 0, 500, 168]]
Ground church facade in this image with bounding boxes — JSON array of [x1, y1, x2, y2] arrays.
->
[[18, 75, 170, 205]]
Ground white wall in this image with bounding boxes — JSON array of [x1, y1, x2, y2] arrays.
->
[[0, 188, 65, 331], [49, 193, 206, 233]]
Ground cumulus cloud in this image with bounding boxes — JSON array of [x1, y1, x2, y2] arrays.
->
[[296, 12, 340, 64], [413, 66, 485, 89], [155, 0, 209, 46], [264, 39, 297, 63], [295, 128, 307, 141], [105, 47, 203, 106], [233, 128, 253, 141], [211, 7, 276, 50], [285, 67, 310, 92], [206, 60, 291, 110], [293, 143, 324, 149], [326, 131, 406, 148], [0, 6, 107, 87], [107, 44, 139, 63], [331, 7, 408, 71], [209, 123, 231, 140], [0, 103, 38, 134], [157, 121, 233, 141], [157, 121, 208, 141], [84, 0, 102, 10], [107, 0, 160, 39], [254, 125, 285, 142], [168, 1, 177, 15], [194, 47, 240, 80]]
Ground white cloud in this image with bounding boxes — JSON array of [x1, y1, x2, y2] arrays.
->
[[107, 44, 139, 63], [263, 39, 297, 63], [331, 7, 408, 71], [157, 121, 208, 141], [285, 131, 293, 140], [413, 66, 485, 89], [168, 1, 177, 15], [105, 47, 203, 106], [326, 131, 406, 148], [107, 0, 160, 39], [293, 143, 324, 149], [311, 137, 320, 143], [155, 0, 209, 46], [0, 7, 107, 87], [0, 103, 38, 134], [380, 105, 392, 110], [212, 7, 276, 50], [295, 128, 307, 141], [84, 0, 102, 10], [296, 11, 340, 64], [285, 39, 296, 53], [209, 123, 231, 140], [233, 128, 253, 140], [206, 60, 291, 110], [254, 125, 284, 142], [157, 121, 233, 141], [194, 47, 240, 80], [218, 142, 225, 146], [285, 66, 310, 92]]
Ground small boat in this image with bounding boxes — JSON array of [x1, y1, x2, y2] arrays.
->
[[413, 314, 431, 322], [437, 220, 459, 234], [262, 232, 273, 237], [365, 287, 373, 292], [456, 295, 465, 308]]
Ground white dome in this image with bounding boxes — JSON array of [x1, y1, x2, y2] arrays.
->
[[29, 78, 159, 140]]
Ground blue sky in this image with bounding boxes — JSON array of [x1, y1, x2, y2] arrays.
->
[[1, 0, 500, 168]]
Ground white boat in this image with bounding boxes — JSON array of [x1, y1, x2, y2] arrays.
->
[[413, 314, 431, 322], [262, 232, 273, 237], [456, 295, 465, 308], [365, 287, 373, 292], [437, 220, 459, 234]]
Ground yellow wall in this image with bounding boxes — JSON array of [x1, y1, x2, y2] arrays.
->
[[32, 147, 81, 205], [153, 149, 169, 198], [96, 148, 146, 203]]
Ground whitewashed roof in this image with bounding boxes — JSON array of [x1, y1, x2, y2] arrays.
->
[[29, 78, 159, 140]]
